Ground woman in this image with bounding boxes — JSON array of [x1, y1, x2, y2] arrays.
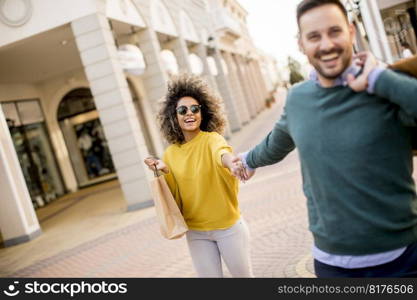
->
[[144, 74, 253, 278]]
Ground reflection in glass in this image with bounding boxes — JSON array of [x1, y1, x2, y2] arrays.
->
[[75, 119, 115, 180], [3, 100, 65, 209]]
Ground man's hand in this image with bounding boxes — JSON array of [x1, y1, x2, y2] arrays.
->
[[229, 158, 248, 182], [144, 157, 169, 174], [222, 153, 247, 181], [232, 155, 256, 182], [346, 51, 378, 92]]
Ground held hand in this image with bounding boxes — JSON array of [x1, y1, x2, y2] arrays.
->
[[346, 51, 378, 92], [231, 156, 256, 182], [229, 157, 247, 182], [144, 157, 169, 173], [243, 166, 256, 181]]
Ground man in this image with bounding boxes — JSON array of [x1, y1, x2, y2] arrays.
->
[[236, 0, 417, 277]]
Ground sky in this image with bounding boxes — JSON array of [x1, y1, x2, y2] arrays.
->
[[238, 0, 308, 66]]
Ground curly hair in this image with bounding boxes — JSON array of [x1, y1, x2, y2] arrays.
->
[[158, 73, 227, 144]]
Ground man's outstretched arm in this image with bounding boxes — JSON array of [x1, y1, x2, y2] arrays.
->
[[245, 113, 295, 170]]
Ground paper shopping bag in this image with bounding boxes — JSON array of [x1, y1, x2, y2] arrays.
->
[[150, 170, 188, 239], [389, 55, 417, 78]]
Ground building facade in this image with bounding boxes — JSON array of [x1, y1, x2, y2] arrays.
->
[[0, 0, 276, 247], [346, 0, 417, 63]]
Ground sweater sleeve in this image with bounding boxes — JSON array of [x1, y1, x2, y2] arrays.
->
[[374, 69, 417, 118], [246, 109, 295, 169], [208, 132, 233, 168]]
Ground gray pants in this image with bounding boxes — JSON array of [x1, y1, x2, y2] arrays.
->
[[186, 218, 254, 277]]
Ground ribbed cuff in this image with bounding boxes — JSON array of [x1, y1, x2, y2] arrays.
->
[[239, 151, 255, 171], [367, 67, 385, 94]]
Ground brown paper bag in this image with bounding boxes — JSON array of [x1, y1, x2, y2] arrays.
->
[[389, 55, 417, 78], [150, 169, 188, 239]]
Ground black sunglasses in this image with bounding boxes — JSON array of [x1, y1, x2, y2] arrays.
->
[[176, 105, 202, 115]]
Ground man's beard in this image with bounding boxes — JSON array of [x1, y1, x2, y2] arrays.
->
[[311, 48, 352, 80]]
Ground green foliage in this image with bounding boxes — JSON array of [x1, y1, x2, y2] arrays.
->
[[287, 56, 304, 85]]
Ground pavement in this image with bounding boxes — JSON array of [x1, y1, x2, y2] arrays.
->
[[0, 90, 317, 278]]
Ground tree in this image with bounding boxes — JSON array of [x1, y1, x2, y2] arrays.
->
[[287, 56, 305, 85]]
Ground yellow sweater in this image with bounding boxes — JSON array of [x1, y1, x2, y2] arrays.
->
[[163, 131, 240, 230]]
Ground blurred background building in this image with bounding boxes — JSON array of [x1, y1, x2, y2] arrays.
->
[[0, 0, 282, 247], [345, 0, 417, 63]]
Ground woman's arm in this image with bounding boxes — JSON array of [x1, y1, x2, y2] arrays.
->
[[144, 157, 169, 174], [221, 152, 249, 181]]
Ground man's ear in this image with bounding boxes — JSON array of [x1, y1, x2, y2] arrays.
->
[[349, 23, 356, 42], [298, 35, 305, 54]]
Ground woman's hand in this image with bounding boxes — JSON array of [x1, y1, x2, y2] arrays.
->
[[144, 157, 169, 174], [232, 155, 256, 182], [222, 153, 251, 182], [230, 159, 249, 182]]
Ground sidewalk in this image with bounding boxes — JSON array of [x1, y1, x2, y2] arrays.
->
[[0, 99, 315, 278]]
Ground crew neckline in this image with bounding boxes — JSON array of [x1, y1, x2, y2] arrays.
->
[[178, 130, 204, 148]]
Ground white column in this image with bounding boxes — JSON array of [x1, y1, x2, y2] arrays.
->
[[223, 51, 251, 124], [0, 108, 41, 247], [253, 59, 270, 98], [168, 37, 192, 72], [71, 13, 153, 211], [195, 43, 231, 138], [241, 58, 262, 113], [136, 28, 169, 158], [248, 60, 266, 110], [234, 55, 257, 119], [212, 48, 242, 132], [360, 0, 393, 63], [42, 105, 78, 193], [195, 43, 219, 92]]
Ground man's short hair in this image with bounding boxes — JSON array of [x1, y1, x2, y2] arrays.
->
[[297, 0, 348, 27]]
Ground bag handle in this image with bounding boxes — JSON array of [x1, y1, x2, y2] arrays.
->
[[153, 165, 160, 178]]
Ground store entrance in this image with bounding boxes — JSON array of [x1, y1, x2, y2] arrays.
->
[[58, 88, 116, 188]]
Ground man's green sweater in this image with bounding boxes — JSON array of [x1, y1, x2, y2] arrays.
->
[[247, 69, 417, 255]]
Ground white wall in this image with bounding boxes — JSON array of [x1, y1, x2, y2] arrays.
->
[[0, 84, 40, 101], [377, 0, 411, 10], [0, 0, 99, 48]]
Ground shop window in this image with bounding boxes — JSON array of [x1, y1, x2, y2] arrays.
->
[[58, 88, 116, 188], [2, 100, 65, 209]]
